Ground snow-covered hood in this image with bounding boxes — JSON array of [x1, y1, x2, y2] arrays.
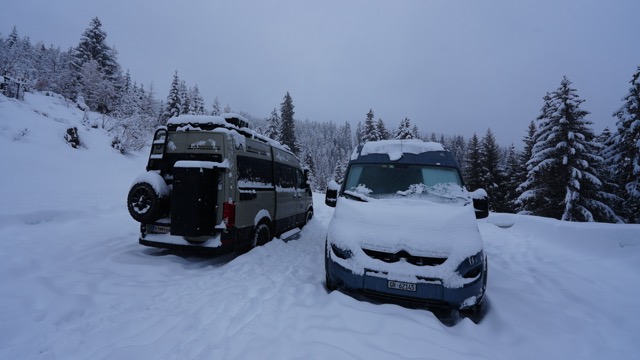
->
[[328, 196, 483, 259]]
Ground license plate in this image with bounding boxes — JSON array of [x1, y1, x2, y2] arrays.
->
[[388, 280, 416, 292], [149, 224, 171, 234]]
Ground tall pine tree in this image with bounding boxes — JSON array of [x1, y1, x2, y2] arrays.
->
[[606, 66, 640, 223], [280, 92, 299, 153], [481, 128, 506, 211], [362, 109, 381, 142], [265, 107, 282, 142], [463, 133, 484, 191], [518, 77, 619, 222]]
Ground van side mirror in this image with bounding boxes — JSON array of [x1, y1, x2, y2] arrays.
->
[[325, 180, 340, 208], [470, 189, 489, 219]]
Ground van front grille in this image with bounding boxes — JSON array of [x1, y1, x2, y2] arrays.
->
[[363, 249, 446, 266]]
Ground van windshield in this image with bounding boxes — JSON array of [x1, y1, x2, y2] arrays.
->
[[343, 164, 466, 201]]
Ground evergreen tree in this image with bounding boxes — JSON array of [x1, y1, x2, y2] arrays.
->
[[597, 127, 625, 220], [211, 96, 221, 116], [300, 151, 318, 190], [446, 135, 466, 167], [481, 128, 506, 211], [71, 18, 122, 111], [606, 66, 640, 223], [362, 109, 380, 142], [412, 125, 420, 139], [463, 133, 484, 191], [265, 107, 282, 142], [514, 121, 537, 212], [376, 119, 389, 140], [179, 80, 190, 115], [280, 92, 299, 153], [338, 121, 353, 157], [333, 158, 348, 183], [354, 121, 364, 146], [163, 71, 181, 121], [190, 85, 205, 115], [72, 18, 119, 78], [503, 144, 521, 213], [394, 117, 415, 139], [518, 77, 619, 222]]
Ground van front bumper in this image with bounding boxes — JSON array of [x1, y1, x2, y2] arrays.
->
[[326, 253, 485, 310]]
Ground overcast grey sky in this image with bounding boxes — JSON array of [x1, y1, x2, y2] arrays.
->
[[2, 0, 639, 145]]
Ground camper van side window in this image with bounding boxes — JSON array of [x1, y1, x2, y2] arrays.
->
[[237, 156, 274, 189], [276, 164, 295, 189], [295, 169, 307, 189]]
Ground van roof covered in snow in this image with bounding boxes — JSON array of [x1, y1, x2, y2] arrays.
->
[[350, 139, 458, 167]]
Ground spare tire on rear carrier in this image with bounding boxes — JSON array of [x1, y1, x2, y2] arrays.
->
[[127, 172, 170, 223]]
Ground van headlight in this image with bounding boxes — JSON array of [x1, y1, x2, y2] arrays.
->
[[331, 243, 353, 260], [456, 251, 485, 279]]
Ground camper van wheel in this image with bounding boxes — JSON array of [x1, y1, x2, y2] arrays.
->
[[252, 223, 271, 248]]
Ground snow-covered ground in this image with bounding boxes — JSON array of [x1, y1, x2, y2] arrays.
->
[[1, 93, 639, 359]]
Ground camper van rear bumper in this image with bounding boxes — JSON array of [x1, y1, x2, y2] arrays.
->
[[139, 232, 228, 255]]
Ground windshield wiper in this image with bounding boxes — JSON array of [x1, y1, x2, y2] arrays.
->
[[343, 190, 369, 202]]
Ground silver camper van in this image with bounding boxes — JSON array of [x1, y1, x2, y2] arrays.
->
[[127, 114, 314, 254]]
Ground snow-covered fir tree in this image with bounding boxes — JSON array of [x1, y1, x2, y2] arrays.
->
[[179, 80, 190, 116], [463, 133, 484, 191], [412, 124, 420, 139], [481, 128, 506, 211], [190, 85, 206, 115], [354, 121, 364, 146], [445, 135, 466, 167], [72, 18, 120, 80], [265, 108, 282, 142], [394, 117, 415, 139], [333, 158, 348, 184], [211, 97, 221, 116], [162, 71, 181, 121], [502, 144, 521, 213], [376, 119, 389, 140], [605, 65, 640, 223], [280, 92, 299, 153], [362, 109, 381, 142], [71, 18, 122, 112], [518, 77, 620, 222]]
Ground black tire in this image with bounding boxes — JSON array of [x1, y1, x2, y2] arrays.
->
[[304, 208, 314, 225], [324, 241, 336, 292], [251, 223, 271, 248], [127, 182, 167, 223], [325, 272, 336, 292]]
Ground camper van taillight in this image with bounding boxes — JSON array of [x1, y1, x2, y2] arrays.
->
[[223, 202, 236, 227]]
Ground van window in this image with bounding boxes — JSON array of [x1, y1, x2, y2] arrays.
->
[[295, 169, 307, 189], [276, 164, 296, 190], [237, 156, 274, 189]]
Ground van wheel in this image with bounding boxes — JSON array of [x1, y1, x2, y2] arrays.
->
[[127, 182, 167, 223], [304, 209, 314, 225], [252, 223, 271, 248]]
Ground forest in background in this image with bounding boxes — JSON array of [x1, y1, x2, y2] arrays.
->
[[1, 18, 638, 223]]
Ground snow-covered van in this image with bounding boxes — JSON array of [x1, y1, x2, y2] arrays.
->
[[127, 114, 314, 254], [324, 139, 488, 315]]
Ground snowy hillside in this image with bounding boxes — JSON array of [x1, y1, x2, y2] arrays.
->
[[1, 93, 639, 359]]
